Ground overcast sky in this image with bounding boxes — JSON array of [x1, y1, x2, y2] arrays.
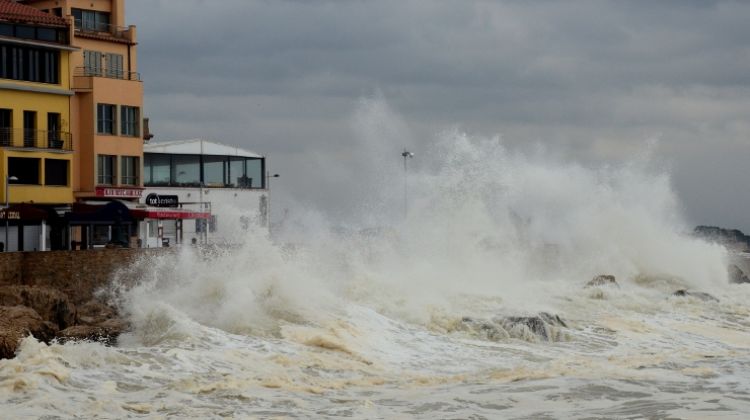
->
[[128, 0, 750, 231]]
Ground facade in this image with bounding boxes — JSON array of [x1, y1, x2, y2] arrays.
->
[[0, 0, 75, 251], [18, 0, 150, 250], [140, 139, 269, 247]]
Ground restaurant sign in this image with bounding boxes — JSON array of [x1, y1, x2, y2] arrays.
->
[[95, 187, 143, 198], [145, 193, 179, 208], [0, 210, 20, 220]]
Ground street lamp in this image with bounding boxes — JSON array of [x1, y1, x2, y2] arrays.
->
[[401, 149, 414, 217], [265, 172, 279, 228], [4, 175, 17, 252]]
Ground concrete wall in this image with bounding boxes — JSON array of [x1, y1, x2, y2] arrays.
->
[[0, 248, 171, 304]]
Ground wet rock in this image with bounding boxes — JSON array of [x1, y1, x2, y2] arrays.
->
[[586, 275, 619, 288], [500, 313, 568, 341], [0, 285, 77, 329], [673, 289, 719, 302], [57, 325, 121, 346], [0, 306, 57, 359], [77, 300, 118, 326], [728, 265, 750, 284], [459, 317, 510, 341]]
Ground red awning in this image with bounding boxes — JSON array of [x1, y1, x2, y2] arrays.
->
[[130, 208, 211, 220]]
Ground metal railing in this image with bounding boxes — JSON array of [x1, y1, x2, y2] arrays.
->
[[74, 66, 141, 82], [0, 128, 72, 151], [74, 20, 132, 41]]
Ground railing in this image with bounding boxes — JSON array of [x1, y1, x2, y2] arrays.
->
[[74, 20, 132, 41], [0, 129, 72, 151], [74, 66, 141, 82]]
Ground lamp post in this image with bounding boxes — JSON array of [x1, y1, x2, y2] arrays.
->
[[4, 175, 17, 251], [265, 171, 279, 228], [401, 149, 414, 217]]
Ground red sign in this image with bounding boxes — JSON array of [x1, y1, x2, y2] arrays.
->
[[131, 209, 211, 219], [95, 186, 143, 198]]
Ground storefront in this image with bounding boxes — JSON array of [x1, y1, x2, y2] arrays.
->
[[0, 204, 67, 252], [66, 201, 137, 249]]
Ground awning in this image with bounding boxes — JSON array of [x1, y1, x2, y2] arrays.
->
[[130, 208, 211, 220], [0, 203, 52, 222], [65, 201, 134, 224]]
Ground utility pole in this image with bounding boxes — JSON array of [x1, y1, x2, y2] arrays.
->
[[401, 149, 414, 217]]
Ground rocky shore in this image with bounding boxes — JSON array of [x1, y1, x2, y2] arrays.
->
[[0, 285, 126, 359]]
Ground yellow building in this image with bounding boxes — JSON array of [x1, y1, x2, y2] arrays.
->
[[0, 0, 75, 207]]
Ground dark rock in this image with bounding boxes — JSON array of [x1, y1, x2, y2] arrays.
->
[[57, 323, 122, 346], [0, 306, 57, 359], [501, 313, 568, 341], [0, 285, 77, 329], [673, 289, 719, 302], [729, 265, 750, 284], [586, 275, 619, 288]]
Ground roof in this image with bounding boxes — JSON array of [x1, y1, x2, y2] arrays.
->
[[0, 0, 68, 27], [144, 139, 263, 159]]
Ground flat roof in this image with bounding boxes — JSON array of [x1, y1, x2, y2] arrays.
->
[[144, 139, 263, 159]]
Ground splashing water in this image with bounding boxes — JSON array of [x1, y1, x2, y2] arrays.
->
[[2, 99, 749, 419]]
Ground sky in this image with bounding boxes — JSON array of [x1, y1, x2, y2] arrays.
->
[[128, 0, 750, 231]]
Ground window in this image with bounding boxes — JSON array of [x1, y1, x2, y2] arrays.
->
[[172, 155, 200, 186], [120, 106, 139, 137], [83, 50, 102, 76], [0, 43, 59, 84], [8, 157, 40, 185], [228, 157, 245, 187], [144, 154, 170, 185], [247, 158, 263, 189], [121, 156, 139, 186], [97, 155, 116, 185], [196, 216, 217, 233], [203, 156, 226, 186], [97, 104, 116, 135], [105, 53, 123, 78], [72, 9, 110, 32], [44, 159, 68, 186]]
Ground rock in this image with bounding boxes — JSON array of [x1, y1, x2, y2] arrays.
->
[[0, 306, 57, 359], [459, 312, 568, 342], [57, 325, 119, 346], [694, 226, 750, 253], [585, 275, 619, 288], [0, 285, 77, 329], [729, 265, 750, 284], [77, 300, 118, 326], [500, 313, 568, 341], [673, 289, 719, 302]]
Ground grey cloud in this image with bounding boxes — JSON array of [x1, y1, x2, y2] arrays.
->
[[128, 0, 750, 231]]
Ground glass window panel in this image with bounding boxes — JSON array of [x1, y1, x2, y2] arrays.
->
[[229, 157, 245, 187], [172, 155, 200, 186], [203, 156, 226, 186], [145, 154, 170, 185], [246, 158, 262, 189]]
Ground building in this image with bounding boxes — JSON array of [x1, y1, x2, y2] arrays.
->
[[140, 139, 269, 247], [19, 0, 150, 249], [0, 0, 75, 251]]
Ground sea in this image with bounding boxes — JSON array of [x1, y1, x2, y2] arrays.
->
[[2, 128, 750, 419]]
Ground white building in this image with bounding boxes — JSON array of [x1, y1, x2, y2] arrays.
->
[[139, 139, 269, 247]]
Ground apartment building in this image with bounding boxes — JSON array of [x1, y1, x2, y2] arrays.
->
[[0, 0, 75, 250]]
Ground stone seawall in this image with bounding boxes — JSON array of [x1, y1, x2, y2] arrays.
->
[[0, 248, 174, 359]]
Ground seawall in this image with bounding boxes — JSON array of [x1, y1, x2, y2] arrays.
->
[[0, 248, 175, 359]]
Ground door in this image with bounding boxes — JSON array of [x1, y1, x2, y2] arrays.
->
[[47, 112, 61, 148], [23, 111, 36, 147], [0, 109, 10, 146]]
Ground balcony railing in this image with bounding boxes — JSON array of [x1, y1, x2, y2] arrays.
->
[[0, 128, 72, 151], [74, 20, 132, 42], [74, 66, 141, 82]]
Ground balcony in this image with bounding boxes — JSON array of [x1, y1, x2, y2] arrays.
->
[[0, 129, 72, 151], [74, 21, 135, 44], [74, 66, 140, 82]]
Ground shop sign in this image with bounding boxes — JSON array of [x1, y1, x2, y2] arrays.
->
[[95, 187, 143, 198], [145, 193, 179, 208], [0, 210, 20, 220]]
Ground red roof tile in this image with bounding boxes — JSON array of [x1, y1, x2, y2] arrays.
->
[[0, 0, 68, 27]]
